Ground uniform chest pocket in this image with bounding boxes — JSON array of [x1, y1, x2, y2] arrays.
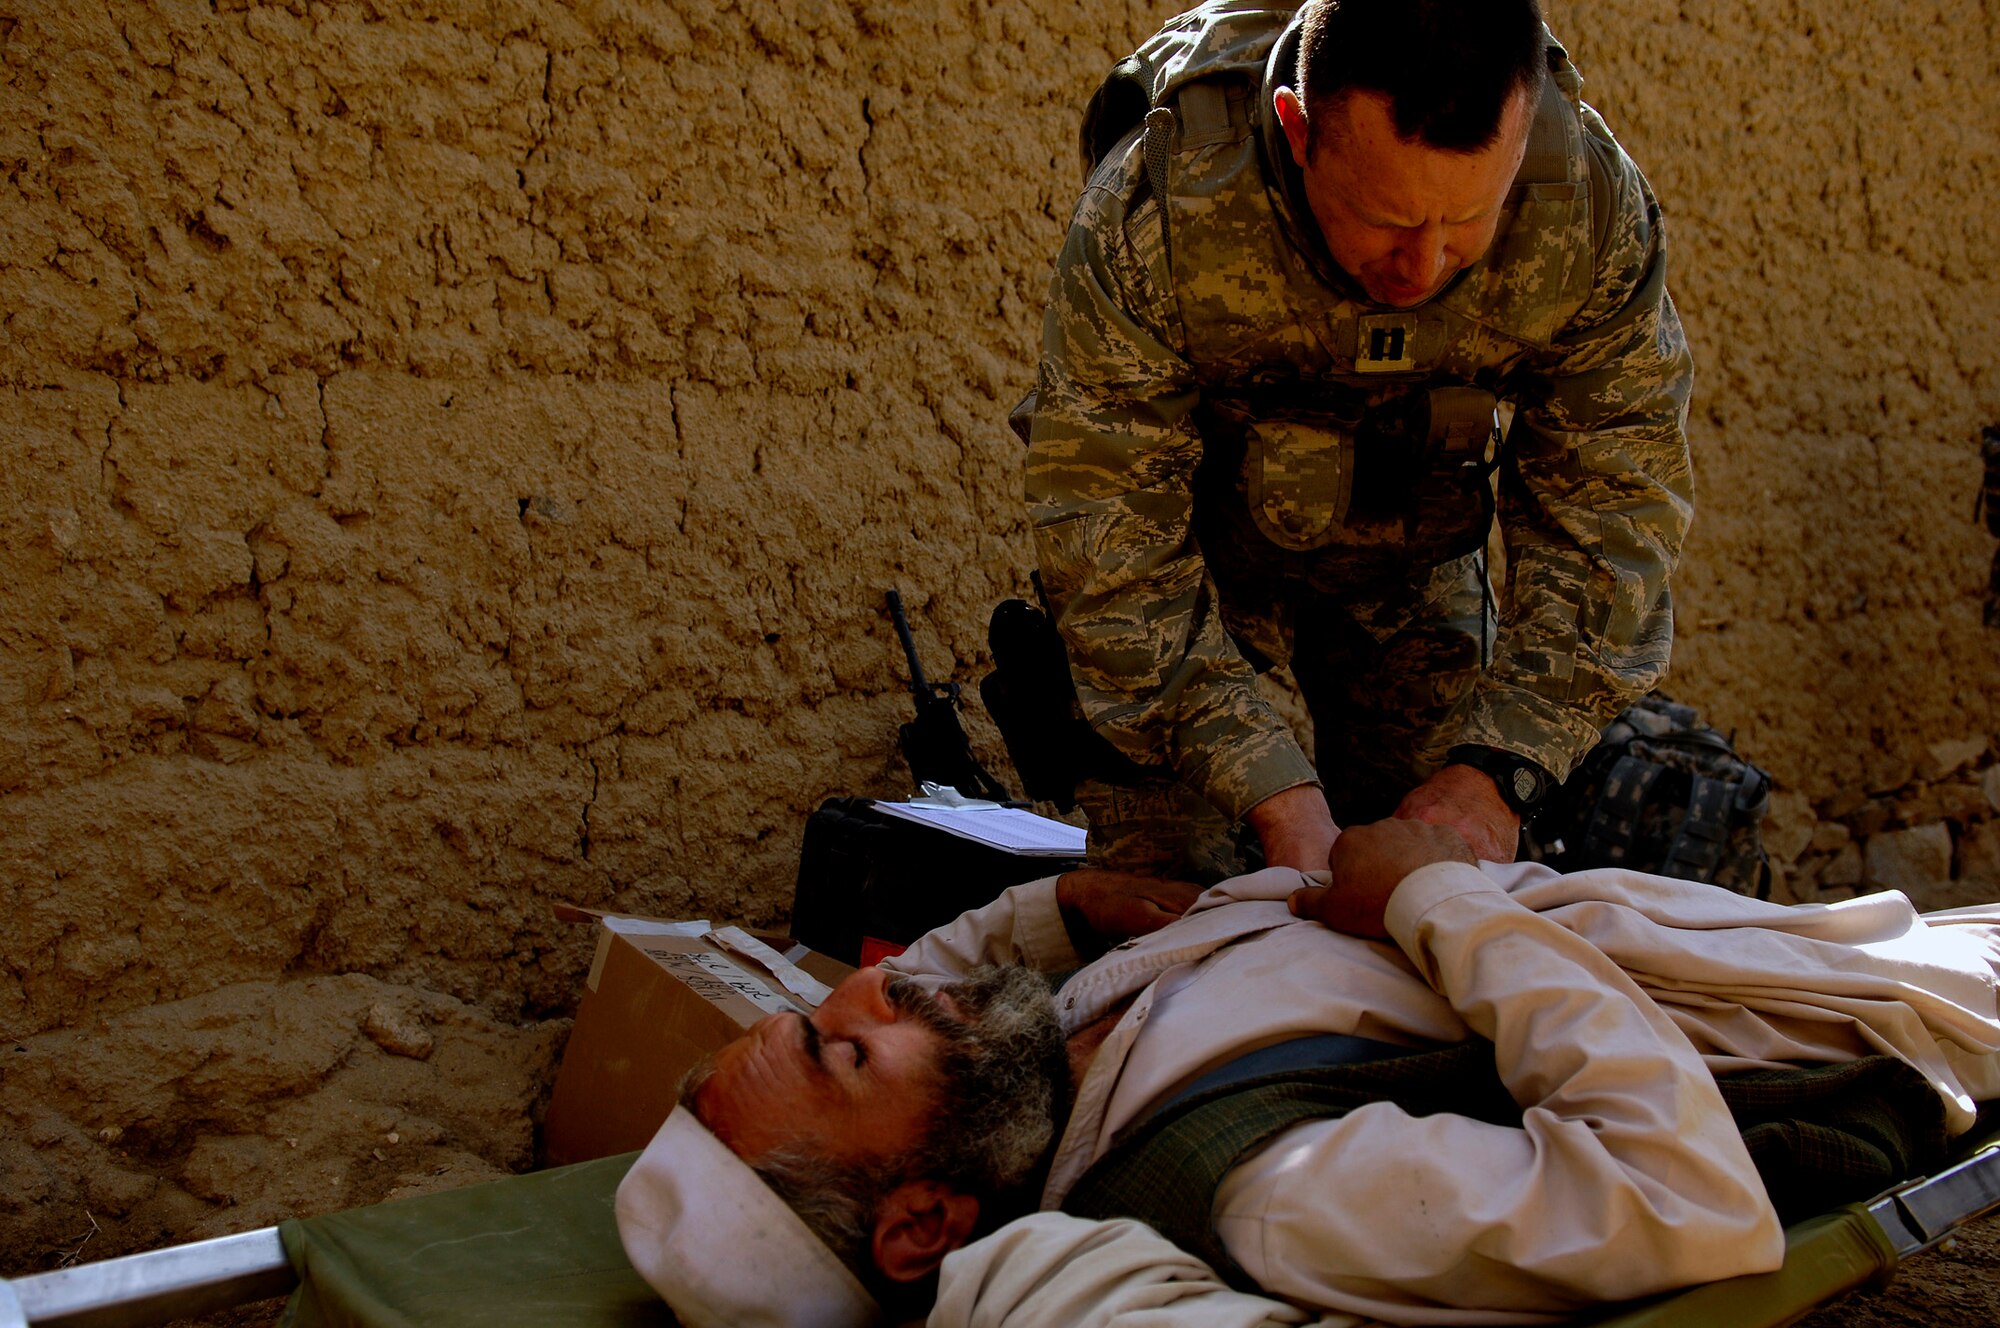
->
[[1244, 413, 1359, 552]]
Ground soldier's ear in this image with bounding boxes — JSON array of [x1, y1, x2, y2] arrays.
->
[[871, 1180, 980, 1282], [1274, 86, 1311, 167]]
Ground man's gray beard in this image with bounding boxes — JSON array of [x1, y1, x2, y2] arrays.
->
[[912, 964, 1070, 1195], [685, 964, 1068, 1287]]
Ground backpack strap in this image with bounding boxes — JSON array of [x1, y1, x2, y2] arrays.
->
[[1079, 56, 1152, 178], [1141, 106, 1179, 280], [1515, 44, 1586, 188]]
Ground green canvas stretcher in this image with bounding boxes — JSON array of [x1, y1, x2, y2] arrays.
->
[[7, 1120, 1997, 1328], [277, 1153, 668, 1328]]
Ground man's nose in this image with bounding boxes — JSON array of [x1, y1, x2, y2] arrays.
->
[[1396, 225, 1448, 284], [819, 964, 896, 1032]]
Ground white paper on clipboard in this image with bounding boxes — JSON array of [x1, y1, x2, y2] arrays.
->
[[871, 800, 1086, 857]]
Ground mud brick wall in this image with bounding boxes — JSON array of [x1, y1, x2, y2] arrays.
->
[[1550, 0, 2000, 799], [1, 0, 1118, 1041], [4, 0, 1997, 1045]]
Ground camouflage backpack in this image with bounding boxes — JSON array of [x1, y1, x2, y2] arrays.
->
[[1523, 693, 1774, 898]]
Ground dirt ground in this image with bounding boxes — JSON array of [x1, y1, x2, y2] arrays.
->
[[0, 972, 570, 1275], [1798, 1216, 2000, 1328]]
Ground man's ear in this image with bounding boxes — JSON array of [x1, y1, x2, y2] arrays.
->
[[870, 1180, 980, 1283], [1273, 86, 1311, 168]]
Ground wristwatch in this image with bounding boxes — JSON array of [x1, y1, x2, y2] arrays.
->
[[1446, 745, 1555, 819]]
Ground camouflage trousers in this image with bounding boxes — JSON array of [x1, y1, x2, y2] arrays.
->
[[1078, 557, 1490, 883]]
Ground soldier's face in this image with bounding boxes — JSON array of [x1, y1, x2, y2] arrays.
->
[[1279, 87, 1534, 309]]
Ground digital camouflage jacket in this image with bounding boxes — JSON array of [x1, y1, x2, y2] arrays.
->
[[1025, 1, 1694, 822]]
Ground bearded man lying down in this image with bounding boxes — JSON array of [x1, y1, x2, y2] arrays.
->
[[615, 820, 2000, 1327]]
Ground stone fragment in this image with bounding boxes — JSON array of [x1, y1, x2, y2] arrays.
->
[[43, 646, 75, 702], [1819, 843, 1863, 889], [1897, 780, 1990, 827], [1863, 824, 1952, 896], [44, 506, 81, 558], [1786, 854, 1824, 894], [1957, 820, 2000, 897], [362, 1003, 434, 1061], [1764, 861, 1803, 906], [1809, 821, 1852, 854], [190, 733, 258, 765], [519, 495, 567, 524], [1849, 799, 1892, 839], [1890, 786, 1939, 826], [1863, 755, 1914, 797], [1760, 788, 1816, 865], [128, 688, 189, 729], [1916, 737, 1987, 783], [1985, 766, 2000, 815], [1936, 780, 1984, 820], [180, 1135, 273, 1205]]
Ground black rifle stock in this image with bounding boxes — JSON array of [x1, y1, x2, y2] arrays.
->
[[885, 589, 1012, 802]]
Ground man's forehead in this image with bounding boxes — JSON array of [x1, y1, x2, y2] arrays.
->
[[1316, 89, 1533, 213]]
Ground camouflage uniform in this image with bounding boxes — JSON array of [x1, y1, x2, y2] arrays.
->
[[1025, 2, 1694, 877]]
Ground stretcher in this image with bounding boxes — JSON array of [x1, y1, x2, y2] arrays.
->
[[5, 1110, 1997, 1328]]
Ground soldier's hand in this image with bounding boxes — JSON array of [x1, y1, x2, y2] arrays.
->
[[1056, 869, 1201, 953], [1393, 764, 1520, 862], [1288, 819, 1477, 939]]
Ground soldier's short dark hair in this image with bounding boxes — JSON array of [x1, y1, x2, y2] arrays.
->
[[1297, 0, 1548, 156]]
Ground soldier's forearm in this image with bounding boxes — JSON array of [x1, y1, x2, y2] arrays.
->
[[1459, 593, 1671, 783], [1245, 783, 1338, 875]]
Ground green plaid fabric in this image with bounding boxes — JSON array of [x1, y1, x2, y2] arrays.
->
[[1719, 1056, 1948, 1224], [1064, 1042, 1947, 1290]]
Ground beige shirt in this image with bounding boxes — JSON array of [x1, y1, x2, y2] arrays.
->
[[888, 862, 2000, 1325]]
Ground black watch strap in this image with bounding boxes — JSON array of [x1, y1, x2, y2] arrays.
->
[[1447, 745, 1554, 817]]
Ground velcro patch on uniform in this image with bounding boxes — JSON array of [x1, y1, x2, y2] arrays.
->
[[1355, 314, 1419, 372]]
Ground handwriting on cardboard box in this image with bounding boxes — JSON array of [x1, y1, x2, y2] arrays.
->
[[644, 947, 798, 1017]]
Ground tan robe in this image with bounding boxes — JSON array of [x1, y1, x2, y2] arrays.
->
[[887, 862, 2000, 1326]]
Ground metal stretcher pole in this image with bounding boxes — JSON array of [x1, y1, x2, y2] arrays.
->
[[1864, 1141, 2000, 1258], [1583, 1143, 2000, 1328], [0, 1228, 294, 1328]]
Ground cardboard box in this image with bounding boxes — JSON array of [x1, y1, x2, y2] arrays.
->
[[542, 911, 854, 1166]]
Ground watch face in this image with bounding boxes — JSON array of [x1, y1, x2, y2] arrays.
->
[[1512, 768, 1539, 804]]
